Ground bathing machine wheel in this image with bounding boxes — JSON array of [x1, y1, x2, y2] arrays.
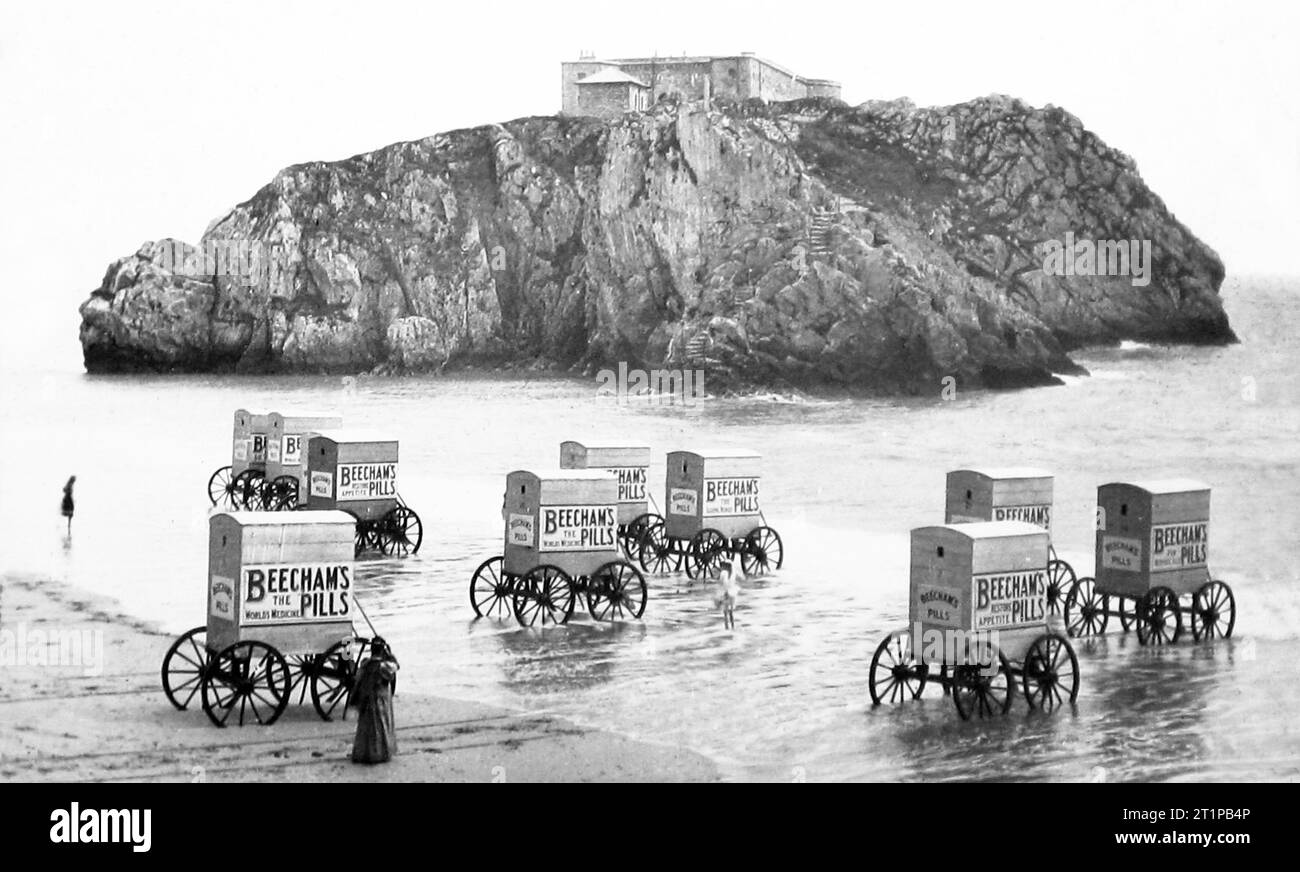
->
[[740, 526, 784, 576], [207, 466, 236, 508], [379, 505, 423, 556], [1020, 633, 1079, 711], [161, 626, 211, 710], [868, 629, 928, 705], [512, 565, 576, 628], [685, 528, 729, 580], [586, 560, 648, 621], [469, 556, 516, 620], [199, 640, 292, 728], [1064, 577, 1108, 638]]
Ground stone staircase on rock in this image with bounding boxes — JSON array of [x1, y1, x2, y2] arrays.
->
[[806, 195, 871, 261], [808, 209, 834, 257], [684, 331, 712, 364]]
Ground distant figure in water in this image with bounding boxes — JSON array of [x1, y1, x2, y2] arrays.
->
[[351, 637, 399, 764], [714, 560, 742, 630], [60, 476, 76, 534]]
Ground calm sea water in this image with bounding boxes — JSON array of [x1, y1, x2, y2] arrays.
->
[[3, 275, 1298, 781]]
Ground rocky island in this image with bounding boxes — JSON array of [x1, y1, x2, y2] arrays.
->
[[78, 95, 1233, 394]]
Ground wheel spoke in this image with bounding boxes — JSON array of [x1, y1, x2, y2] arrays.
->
[[876, 675, 894, 701], [174, 648, 203, 670], [246, 691, 267, 724], [250, 687, 280, 710], [215, 686, 240, 713], [216, 689, 236, 724], [526, 595, 544, 625], [1048, 639, 1064, 672], [517, 599, 537, 626], [322, 690, 345, 717], [170, 673, 201, 692]]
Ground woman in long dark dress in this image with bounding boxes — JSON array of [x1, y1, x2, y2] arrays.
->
[[61, 476, 76, 534], [351, 638, 399, 764]]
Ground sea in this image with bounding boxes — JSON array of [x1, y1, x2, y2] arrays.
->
[[2, 274, 1297, 782]]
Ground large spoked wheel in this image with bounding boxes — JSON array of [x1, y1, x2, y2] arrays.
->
[[1064, 576, 1109, 638], [161, 626, 211, 710], [469, 555, 515, 620], [638, 520, 681, 574], [1046, 559, 1076, 617], [1021, 633, 1080, 711], [740, 526, 784, 576], [207, 466, 236, 508], [512, 565, 575, 628], [686, 528, 729, 580], [587, 560, 648, 621], [868, 629, 928, 705], [230, 469, 265, 510], [1190, 580, 1236, 641], [263, 475, 300, 511], [200, 640, 291, 727], [951, 649, 1013, 721], [310, 637, 371, 721], [620, 513, 659, 565], [1136, 586, 1183, 646], [353, 520, 381, 558], [379, 506, 423, 556]]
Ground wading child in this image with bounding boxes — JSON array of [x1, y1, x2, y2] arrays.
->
[[714, 560, 742, 630]]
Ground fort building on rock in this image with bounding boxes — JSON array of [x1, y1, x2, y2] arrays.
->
[[561, 52, 841, 117]]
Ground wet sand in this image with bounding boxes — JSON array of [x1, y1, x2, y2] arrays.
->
[[0, 573, 718, 783]]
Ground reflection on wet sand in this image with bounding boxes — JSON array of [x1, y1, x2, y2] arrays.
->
[[494, 621, 647, 695], [1086, 637, 1212, 779]]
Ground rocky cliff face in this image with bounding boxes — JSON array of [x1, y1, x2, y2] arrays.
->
[[79, 95, 1233, 393]]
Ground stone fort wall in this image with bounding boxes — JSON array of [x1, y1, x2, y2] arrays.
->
[[561, 54, 841, 115]]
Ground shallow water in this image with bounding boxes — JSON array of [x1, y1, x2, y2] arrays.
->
[[2, 275, 1298, 781]]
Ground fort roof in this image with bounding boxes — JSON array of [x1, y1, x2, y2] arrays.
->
[[574, 54, 840, 88], [604, 55, 724, 66], [576, 68, 650, 87]]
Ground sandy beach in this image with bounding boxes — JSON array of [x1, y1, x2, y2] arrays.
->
[[0, 572, 719, 783]]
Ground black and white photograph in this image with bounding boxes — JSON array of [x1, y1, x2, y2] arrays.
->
[[0, 0, 1295, 815]]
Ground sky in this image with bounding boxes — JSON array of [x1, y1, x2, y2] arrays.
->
[[1, 0, 1297, 372]]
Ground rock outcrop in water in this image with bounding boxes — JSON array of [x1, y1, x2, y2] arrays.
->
[[78, 95, 1233, 393]]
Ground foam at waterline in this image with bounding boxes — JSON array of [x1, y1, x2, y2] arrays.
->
[[1056, 369, 1130, 386]]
